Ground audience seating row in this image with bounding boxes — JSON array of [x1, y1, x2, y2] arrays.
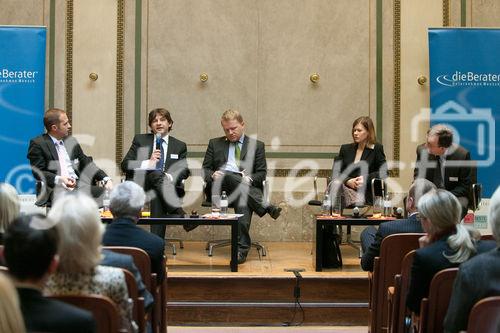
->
[[371, 233, 497, 333]]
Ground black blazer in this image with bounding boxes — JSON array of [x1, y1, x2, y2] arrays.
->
[[444, 248, 500, 333], [27, 134, 108, 188], [17, 287, 96, 333], [332, 142, 387, 204], [102, 217, 166, 282], [406, 235, 496, 313], [121, 133, 190, 187], [361, 214, 423, 272], [414, 144, 473, 199], [202, 135, 267, 187]]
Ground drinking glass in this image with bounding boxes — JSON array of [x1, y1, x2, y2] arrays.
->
[[211, 195, 221, 217], [373, 196, 383, 218]]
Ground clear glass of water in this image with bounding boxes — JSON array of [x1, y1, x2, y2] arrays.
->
[[373, 196, 383, 218], [211, 195, 221, 217]]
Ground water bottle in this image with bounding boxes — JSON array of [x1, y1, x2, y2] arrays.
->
[[103, 189, 111, 212], [321, 194, 331, 216], [220, 191, 228, 216], [383, 193, 392, 217]]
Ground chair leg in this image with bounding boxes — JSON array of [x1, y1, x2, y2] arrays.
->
[[251, 242, 267, 256], [167, 237, 184, 249], [165, 242, 177, 256], [207, 239, 231, 256]]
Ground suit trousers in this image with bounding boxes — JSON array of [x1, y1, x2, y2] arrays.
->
[[213, 172, 267, 254], [145, 170, 184, 239]]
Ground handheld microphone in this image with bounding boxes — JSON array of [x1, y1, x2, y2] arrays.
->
[[155, 133, 162, 150]]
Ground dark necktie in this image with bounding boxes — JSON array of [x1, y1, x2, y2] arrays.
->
[[434, 156, 444, 188], [157, 139, 165, 171]]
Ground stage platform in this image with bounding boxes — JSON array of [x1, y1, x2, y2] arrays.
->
[[165, 241, 369, 326]]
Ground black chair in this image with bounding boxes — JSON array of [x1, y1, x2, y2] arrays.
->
[[202, 180, 268, 257]]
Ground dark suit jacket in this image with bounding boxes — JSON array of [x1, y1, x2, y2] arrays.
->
[[361, 214, 423, 272], [102, 217, 165, 282], [414, 144, 473, 199], [17, 287, 96, 333], [444, 248, 500, 333], [101, 249, 154, 310], [27, 134, 108, 189], [202, 135, 267, 188], [406, 235, 496, 313], [121, 133, 190, 189], [332, 142, 387, 204]]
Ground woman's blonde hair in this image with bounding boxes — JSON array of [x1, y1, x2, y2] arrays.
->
[[0, 183, 20, 233], [418, 189, 480, 263], [0, 273, 26, 333], [47, 192, 104, 273]]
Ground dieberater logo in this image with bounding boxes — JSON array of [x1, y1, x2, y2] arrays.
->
[[0, 68, 39, 83], [436, 70, 500, 87]]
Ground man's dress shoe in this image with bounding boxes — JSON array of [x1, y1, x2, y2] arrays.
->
[[237, 252, 247, 264]]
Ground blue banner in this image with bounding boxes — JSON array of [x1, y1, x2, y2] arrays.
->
[[429, 28, 499, 197], [0, 26, 46, 193]]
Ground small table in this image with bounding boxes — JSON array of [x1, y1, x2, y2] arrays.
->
[[313, 215, 396, 271], [102, 216, 241, 272]]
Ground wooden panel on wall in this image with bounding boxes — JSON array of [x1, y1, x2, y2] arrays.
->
[[258, 0, 370, 150], [147, 0, 258, 147], [72, 0, 117, 173]]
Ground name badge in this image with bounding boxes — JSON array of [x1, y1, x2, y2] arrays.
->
[[170, 154, 179, 159], [449, 176, 459, 182]]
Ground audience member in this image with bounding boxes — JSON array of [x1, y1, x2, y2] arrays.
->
[[46, 193, 135, 332], [202, 109, 281, 264], [102, 181, 165, 282], [406, 189, 495, 313], [414, 124, 472, 217], [27, 108, 113, 206], [0, 272, 26, 333], [3, 214, 96, 333], [360, 179, 436, 271], [0, 183, 20, 244], [121, 108, 190, 238], [443, 186, 500, 332], [332, 116, 387, 206]]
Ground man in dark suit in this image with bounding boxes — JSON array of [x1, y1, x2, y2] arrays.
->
[[102, 181, 166, 282], [27, 108, 112, 205], [414, 124, 473, 216], [444, 186, 500, 333], [3, 214, 96, 333], [121, 108, 190, 237], [202, 109, 281, 264], [360, 179, 436, 271]]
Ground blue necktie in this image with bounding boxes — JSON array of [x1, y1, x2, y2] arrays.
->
[[156, 139, 165, 171]]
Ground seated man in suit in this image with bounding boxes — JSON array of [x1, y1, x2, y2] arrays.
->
[[202, 109, 282, 264], [414, 124, 473, 217], [121, 108, 190, 238], [3, 214, 96, 333], [27, 108, 112, 205], [444, 185, 500, 333], [360, 178, 436, 271], [102, 181, 166, 283]]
